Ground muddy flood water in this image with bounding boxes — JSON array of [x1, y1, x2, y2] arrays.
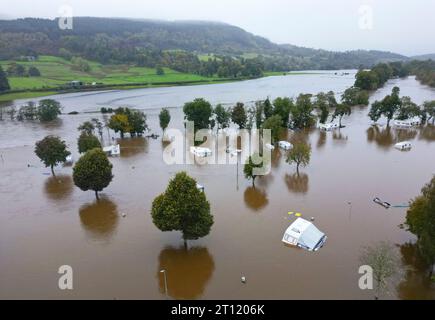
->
[[1, 71, 434, 299]]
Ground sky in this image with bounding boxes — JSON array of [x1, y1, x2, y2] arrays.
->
[[1, 0, 434, 56]]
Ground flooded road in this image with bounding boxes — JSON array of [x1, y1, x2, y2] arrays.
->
[[0, 73, 434, 299]]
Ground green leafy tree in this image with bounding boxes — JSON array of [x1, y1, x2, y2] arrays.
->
[[263, 98, 273, 119], [159, 108, 171, 133], [273, 97, 293, 127], [355, 70, 379, 90], [213, 104, 231, 130], [332, 104, 352, 127], [368, 87, 401, 126], [34, 136, 70, 176], [406, 176, 435, 277], [262, 114, 283, 144], [37, 99, 62, 122], [108, 113, 131, 138], [341, 87, 369, 106], [423, 101, 435, 124], [28, 66, 41, 77], [231, 102, 247, 129], [126, 109, 147, 136], [396, 96, 421, 120], [183, 98, 213, 132], [78, 132, 101, 154], [314, 92, 330, 124], [244, 153, 267, 187], [290, 94, 316, 129], [0, 66, 10, 92], [151, 172, 213, 247], [73, 148, 113, 200], [286, 141, 311, 176], [78, 121, 95, 135], [156, 65, 165, 75]]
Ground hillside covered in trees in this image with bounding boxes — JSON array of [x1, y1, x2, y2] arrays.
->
[[0, 17, 408, 73]]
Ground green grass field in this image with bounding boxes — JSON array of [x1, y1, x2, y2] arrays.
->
[[0, 55, 220, 91]]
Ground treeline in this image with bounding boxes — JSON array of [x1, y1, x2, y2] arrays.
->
[[354, 59, 435, 91], [0, 17, 409, 74]]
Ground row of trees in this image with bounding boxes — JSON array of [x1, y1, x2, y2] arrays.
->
[[354, 62, 410, 91], [35, 135, 113, 200], [369, 87, 435, 126], [5, 62, 41, 77], [0, 66, 10, 92], [1, 99, 62, 122], [107, 107, 148, 138]]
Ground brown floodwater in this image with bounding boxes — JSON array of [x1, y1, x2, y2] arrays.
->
[[0, 73, 434, 299]]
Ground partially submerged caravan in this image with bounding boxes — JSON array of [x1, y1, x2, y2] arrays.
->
[[103, 144, 120, 156], [282, 218, 327, 252], [318, 122, 339, 131], [190, 146, 212, 157], [394, 117, 421, 128], [394, 141, 412, 151], [278, 141, 292, 150]]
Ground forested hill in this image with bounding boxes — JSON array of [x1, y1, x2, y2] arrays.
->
[[0, 17, 407, 70]]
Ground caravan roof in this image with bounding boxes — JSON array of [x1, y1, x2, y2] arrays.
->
[[282, 218, 326, 251]]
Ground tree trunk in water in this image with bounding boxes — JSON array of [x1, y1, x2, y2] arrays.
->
[[252, 176, 256, 188], [120, 131, 124, 139], [51, 165, 55, 176], [387, 118, 391, 127], [184, 239, 188, 250], [95, 190, 99, 201], [296, 163, 300, 176]]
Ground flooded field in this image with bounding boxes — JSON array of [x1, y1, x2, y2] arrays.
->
[[0, 72, 434, 299]]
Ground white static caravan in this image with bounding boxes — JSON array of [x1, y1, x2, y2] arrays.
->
[[318, 122, 339, 131], [103, 144, 120, 156], [190, 146, 212, 157], [278, 141, 293, 150], [394, 141, 412, 151], [282, 218, 327, 252], [393, 117, 421, 128]]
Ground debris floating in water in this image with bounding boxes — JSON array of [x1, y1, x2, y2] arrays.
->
[[373, 197, 391, 209], [121, 213, 127, 218], [241, 276, 246, 284]]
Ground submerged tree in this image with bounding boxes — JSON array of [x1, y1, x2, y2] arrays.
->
[[359, 241, 400, 299], [73, 148, 113, 200], [423, 101, 435, 124], [151, 172, 213, 248], [243, 152, 267, 187], [34, 135, 70, 176], [213, 104, 231, 130], [369, 87, 401, 126], [231, 102, 247, 129], [286, 141, 311, 176], [78, 132, 101, 154], [78, 121, 95, 135], [159, 108, 171, 133], [108, 113, 131, 138], [37, 99, 62, 122], [332, 103, 351, 127], [406, 175, 435, 277], [261, 114, 283, 144], [183, 98, 213, 132]]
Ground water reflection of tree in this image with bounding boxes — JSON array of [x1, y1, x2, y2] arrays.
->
[[285, 173, 309, 194], [157, 246, 215, 299], [316, 131, 327, 149], [419, 125, 435, 142], [397, 242, 435, 300], [79, 198, 119, 242], [118, 137, 148, 158], [366, 125, 421, 149], [366, 126, 394, 149], [44, 175, 73, 200], [243, 186, 269, 211], [332, 129, 348, 145]]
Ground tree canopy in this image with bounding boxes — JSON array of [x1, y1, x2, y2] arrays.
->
[[183, 98, 213, 132], [34, 135, 70, 176], [231, 102, 247, 129], [151, 171, 213, 246], [159, 108, 171, 132], [73, 148, 113, 200], [286, 141, 311, 175]]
